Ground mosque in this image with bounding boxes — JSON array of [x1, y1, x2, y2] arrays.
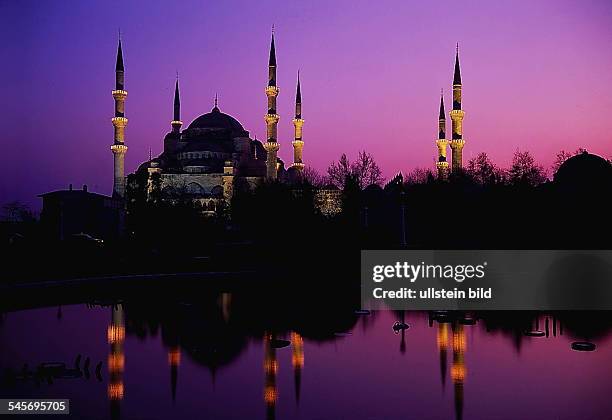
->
[[110, 30, 308, 212]]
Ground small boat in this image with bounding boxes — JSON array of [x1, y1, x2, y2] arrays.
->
[[392, 322, 409, 332], [354, 310, 371, 315], [334, 332, 352, 337], [571, 341, 596, 352], [270, 339, 291, 349], [524, 330, 545, 337], [459, 318, 476, 325]]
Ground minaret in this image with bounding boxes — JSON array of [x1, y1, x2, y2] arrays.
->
[[264, 28, 280, 181], [291, 72, 305, 173], [171, 75, 182, 134], [111, 38, 128, 198], [436, 91, 449, 180], [449, 44, 465, 172]]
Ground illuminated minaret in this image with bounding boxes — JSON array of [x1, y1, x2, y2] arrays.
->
[[264, 28, 280, 181], [436, 91, 449, 180], [449, 44, 465, 173], [107, 304, 125, 420], [291, 72, 305, 173], [111, 38, 128, 198], [171, 75, 182, 134]]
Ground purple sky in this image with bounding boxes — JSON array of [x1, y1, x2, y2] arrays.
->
[[2, 0, 612, 209]]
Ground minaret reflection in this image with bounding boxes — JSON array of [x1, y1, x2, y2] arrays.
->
[[437, 322, 449, 390], [291, 332, 304, 405], [263, 333, 278, 420], [107, 304, 125, 420], [450, 323, 466, 420], [168, 346, 181, 404]]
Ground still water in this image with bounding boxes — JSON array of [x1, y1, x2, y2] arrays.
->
[[1, 297, 612, 420]]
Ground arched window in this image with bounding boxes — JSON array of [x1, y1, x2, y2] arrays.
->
[[211, 185, 224, 198], [186, 182, 205, 196]]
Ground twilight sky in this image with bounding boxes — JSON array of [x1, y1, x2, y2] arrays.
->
[[1, 0, 612, 209]]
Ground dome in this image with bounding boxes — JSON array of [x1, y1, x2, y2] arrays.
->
[[187, 106, 246, 135], [554, 151, 612, 187]]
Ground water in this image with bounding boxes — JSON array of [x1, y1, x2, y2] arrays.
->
[[1, 299, 612, 419]]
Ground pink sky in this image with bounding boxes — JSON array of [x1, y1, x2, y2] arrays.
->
[[1, 0, 612, 209]]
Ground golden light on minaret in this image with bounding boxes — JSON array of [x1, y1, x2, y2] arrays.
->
[[436, 90, 449, 180], [111, 37, 128, 198], [291, 72, 305, 173], [449, 43, 466, 173], [264, 27, 280, 181]]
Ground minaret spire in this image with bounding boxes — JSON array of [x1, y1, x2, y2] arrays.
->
[[111, 37, 128, 198], [292, 70, 305, 174], [449, 43, 466, 172], [436, 90, 449, 180], [264, 27, 280, 180], [171, 74, 182, 134]]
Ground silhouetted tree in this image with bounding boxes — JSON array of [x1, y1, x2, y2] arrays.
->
[[302, 166, 326, 187], [1, 201, 35, 222], [405, 168, 434, 185], [326, 151, 384, 189], [467, 152, 505, 185], [508, 150, 547, 187]]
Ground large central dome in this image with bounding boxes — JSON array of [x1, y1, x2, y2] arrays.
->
[[187, 106, 246, 134]]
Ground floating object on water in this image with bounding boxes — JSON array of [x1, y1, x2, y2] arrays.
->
[[460, 318, 476, 325], [334, 332, 352, 337], [571, 341, 596, 352], [392, 322, 409, 333], [354, 310, 371, 315], [524, 330, 545, 337], [270, 339, 291, 349]]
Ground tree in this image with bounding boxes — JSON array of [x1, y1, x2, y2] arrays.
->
[[1, 201, 35, 222], [326, 151, 384, 189], [326, 154, 352, 189], [351, 151, 384, 189], [467, 152, 504, 185], [302, 166, 326, 187], [405, 168, 434, 185], [508, 150, 547, 187]]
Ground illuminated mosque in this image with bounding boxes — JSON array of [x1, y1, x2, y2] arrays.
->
[[110, 30, 306, 208]]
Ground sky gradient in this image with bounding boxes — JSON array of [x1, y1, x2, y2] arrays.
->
[[2, 0, 612, 209]]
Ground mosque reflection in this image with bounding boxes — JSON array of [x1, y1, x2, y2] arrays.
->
[[2, 293, 612, 420]]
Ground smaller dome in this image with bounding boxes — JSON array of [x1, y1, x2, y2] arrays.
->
[[554, 151, 612, 190]]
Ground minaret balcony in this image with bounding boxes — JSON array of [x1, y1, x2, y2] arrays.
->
[[112, 116, 128, 127], [171, 120, 183, 126], [111, 144, 128, 154], [292, 118, 304, 126], [264, 113, 280, 123], [112, 90, 128, 99], [292, 140, 304, 147], [450, 139, 465, 148], [291, 162, 305, 170], [265, 86, 279, 96], [450, 110, 465, 119], [263, 141, 280, 152]]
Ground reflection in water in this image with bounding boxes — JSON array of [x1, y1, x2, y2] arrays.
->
[[291, 331, 304, 405], [107, 304, 125, 419], [263, 333, 278, 420], [168, 346, 181, 403], [2, 295, 612, 420], [451, 323, 466, 420]]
